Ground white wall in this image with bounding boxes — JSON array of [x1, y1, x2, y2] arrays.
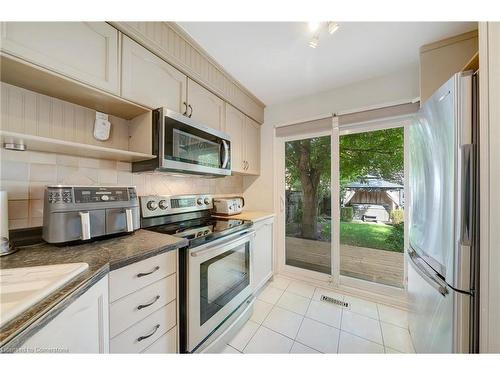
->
[[242, 64, 420, 212], [479, 21, 500, 354]]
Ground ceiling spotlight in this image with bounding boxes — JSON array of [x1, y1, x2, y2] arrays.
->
[[328, 22, 340, 34], [309, 35, 319, 48], [308, 22, 321, 32]]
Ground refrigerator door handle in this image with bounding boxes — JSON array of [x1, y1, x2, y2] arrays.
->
[[460, 144, 475, 246], [408, 248, 449, 296]]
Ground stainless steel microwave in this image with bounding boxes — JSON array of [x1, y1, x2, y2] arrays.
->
[[132, 108, 231, 177]]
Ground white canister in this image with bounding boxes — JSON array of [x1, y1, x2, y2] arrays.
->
[[0, 191, 8, 241], [0, 190, 16, 255]]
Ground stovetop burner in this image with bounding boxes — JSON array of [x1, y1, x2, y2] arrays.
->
[[139, 194, 253, 248], [144, 216, 252, 248]]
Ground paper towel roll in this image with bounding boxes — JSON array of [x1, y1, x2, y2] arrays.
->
[[0, 191, 9, 240]]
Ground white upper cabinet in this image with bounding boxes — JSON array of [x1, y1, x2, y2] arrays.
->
[[121, 35, 187, 112], [187, 79, 225, 131], [225, 104, 261, 175], [244, 116, 261, 175], [0, 22, 120, 95], [225, 104, 246, 173]]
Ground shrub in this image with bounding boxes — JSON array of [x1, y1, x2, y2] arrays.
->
[[340, 206, 354, 222], [387, 222, 404, 252], [320, 220, 332, 241], [390, 209, 404, 224]]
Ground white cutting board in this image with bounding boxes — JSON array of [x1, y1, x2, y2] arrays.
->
[[0, 262, 89, 328]]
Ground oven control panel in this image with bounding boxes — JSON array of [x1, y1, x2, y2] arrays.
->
[[140, 194, 213, 218]]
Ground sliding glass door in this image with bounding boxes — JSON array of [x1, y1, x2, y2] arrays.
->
[[284, 134, 332, 275], [338, 127, 405, 288], [276, 113, 410, 295]]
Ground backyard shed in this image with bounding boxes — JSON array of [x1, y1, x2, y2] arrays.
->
[[343, 175, 403, 222]]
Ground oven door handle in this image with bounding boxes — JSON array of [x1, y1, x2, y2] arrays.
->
[[190, 230, 255, 258]]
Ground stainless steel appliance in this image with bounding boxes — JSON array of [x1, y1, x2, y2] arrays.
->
[[213, 196, 245, 216], [140, 194, 254, 353], [42, 186, 140, 244], [408, 71, 479, 353], [132, 108, 231, 177]]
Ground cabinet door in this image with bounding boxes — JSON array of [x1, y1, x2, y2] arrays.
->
[[244, 117, 261, 175], [187, 79, 225, 131], [121, 35, 187, 111], [19, 276, 109, 353], [0, 22, 119, 94], [252, 218, 274, 292], [225, 104, 245, 173]]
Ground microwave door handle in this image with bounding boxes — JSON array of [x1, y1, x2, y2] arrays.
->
[[125, 208, 134, 232], [79, 211, 91, 240], [221, 140, 230, 169]]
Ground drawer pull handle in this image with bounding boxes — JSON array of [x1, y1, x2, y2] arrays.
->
[[136, 266, 160, 278], [137, 295, 160, 310], [137, 324, 160, 342]]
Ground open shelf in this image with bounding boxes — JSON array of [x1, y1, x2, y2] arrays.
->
[[0, 53, 150, 120], [0, 131, 156, 162]]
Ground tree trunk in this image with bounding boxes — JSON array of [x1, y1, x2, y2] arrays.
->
[[301, 184, 318, 239], [296, 139, 320, 239]]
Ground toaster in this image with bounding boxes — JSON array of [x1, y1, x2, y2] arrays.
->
[[42, 185, 140, 244], [213, 197, 244, 216]]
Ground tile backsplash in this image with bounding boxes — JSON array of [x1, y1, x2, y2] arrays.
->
[[0, 149, 243, 230]]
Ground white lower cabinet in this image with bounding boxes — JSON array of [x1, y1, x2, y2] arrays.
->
[[108, 250, 179, 353], [18, 276, 109, 354], [141, 326, 177, 353], [110, 301, 176, 353], [252, 217, 274, 292]]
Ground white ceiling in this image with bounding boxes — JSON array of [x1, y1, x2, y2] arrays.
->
[[177, 22, 477, 105]]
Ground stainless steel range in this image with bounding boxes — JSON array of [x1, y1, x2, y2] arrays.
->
[[140, 194, 255, 353]]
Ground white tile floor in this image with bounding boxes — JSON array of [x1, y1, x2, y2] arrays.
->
[[219, 275, 415, 354]]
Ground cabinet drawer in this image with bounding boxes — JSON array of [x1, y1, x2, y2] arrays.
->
[[110, 300, 176, 353], [110, 274, 176, 338], [109, 250, 177, 302], [141, 326, 177, 353]]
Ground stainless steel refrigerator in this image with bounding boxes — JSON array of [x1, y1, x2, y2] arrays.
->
[[408, 71, 479, 353]]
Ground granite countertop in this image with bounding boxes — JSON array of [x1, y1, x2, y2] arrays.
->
[[0, 229, 188, 349], [212, 210, 275, 222]]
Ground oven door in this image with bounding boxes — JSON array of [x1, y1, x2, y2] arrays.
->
[[160, 109, 231, 176], [188, 230, 254, 352]]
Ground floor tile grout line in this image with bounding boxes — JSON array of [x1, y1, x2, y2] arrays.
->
[[337, 305, 344, 353], [291, 340, 322, 353], [289, 288, 315, 352], [241, 287, 277, 353], [240, 316, 263, 353], [376, 304, 387, 353]]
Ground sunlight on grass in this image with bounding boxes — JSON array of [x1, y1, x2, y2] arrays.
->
[[340, 221, 402, 252]]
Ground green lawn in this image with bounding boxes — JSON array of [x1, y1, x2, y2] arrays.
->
[[340, 221, 403, 253]]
